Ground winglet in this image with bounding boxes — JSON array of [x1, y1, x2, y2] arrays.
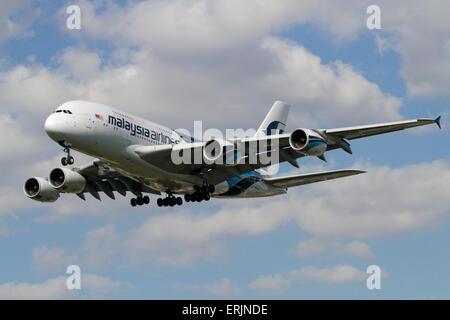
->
[[435, 116, 442, 129]]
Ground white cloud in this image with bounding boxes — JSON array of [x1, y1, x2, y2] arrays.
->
[[0, 154, 69, 235], [32, 225, 123, 272], [81, 274, 123, 298], [250, 264, 367, 295], [80, 225, 122, 268], [248, 274, 290, 295], [128, 160, 450, 266], [0, 209, 17, 238], [32, 246, 77, 274], [124, 202, 293, 266], [0, 0, 35, 45], [0, 114, 42, 158], [57, 47, 102, 80], [375, 0, 450, 98], [32, 160, 450, 267], [261, 37, 402, 125], [0, 274, 122, 299], [69, 0, 314, 52], [294, 238, 375, 259], [65, 0, 450, 99], [288, 265, 366, 284], [174, 278, 240, 297], [0, 39, 404, 134], [296, 160, 450, 237], [0, 277, 75, 299], [0, 62, 74, 116]]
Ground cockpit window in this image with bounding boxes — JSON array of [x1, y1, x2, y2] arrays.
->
[[55, 109, 72, 114]]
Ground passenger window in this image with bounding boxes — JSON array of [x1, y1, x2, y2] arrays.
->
[[67, 110, 72, 114], [56, 110, 62, 113]]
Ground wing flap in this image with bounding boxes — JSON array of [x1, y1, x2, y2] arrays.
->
[[264, 169, 365, 188], [76, 161, 161, 199]]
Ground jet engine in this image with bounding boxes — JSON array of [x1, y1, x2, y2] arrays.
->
[[203, 139, 236, 164], [23, 177, 60, 202], [49, 168, 86, 193], [289, 128, 327, 156]]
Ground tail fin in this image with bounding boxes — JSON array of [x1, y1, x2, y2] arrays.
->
[[256, 101, 290, 136]]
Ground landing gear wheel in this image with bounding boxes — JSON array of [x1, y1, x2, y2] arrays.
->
[[130, 198, 137, 207], [208, 185, 215, 193], [143, 195, 150, 204], [163, 198, 169, 207], [169, 197, 176, 207], [184, 194, 191, 202], [62, 146, 73, 166], [176, 197, 183, 206], [157, 198, 163, 207], [136, 197, 144, 206], [204, 193, 210, 201]]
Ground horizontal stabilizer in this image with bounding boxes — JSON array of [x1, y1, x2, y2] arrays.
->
[[264, 169, 365, 189]]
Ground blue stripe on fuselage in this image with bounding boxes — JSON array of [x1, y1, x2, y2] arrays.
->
[[227, 171, 261, 188]]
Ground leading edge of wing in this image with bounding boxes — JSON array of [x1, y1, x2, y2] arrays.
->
[[264, 169, 366, 188], [323, 117, 440, 140]]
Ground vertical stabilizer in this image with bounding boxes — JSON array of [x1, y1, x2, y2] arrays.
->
[[256, 101, 290, 136]]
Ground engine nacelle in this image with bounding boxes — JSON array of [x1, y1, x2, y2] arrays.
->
[[203, 139, 236, 164], [289, 128, 327, 156], [49, 168, 86, 193], [24, 177, 60, 202]]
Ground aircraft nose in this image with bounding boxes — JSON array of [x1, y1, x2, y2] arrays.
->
[[44, 114, 65, 141]]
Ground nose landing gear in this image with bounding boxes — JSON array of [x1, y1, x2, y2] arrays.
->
[[61, 147, 74, 166]]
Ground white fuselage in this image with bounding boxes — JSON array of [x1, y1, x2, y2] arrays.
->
[[44, 100, 286, 197]]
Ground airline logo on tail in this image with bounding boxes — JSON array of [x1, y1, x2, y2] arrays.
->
[[266, 120, 286, 135]]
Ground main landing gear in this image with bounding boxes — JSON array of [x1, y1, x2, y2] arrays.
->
[[61, 147, 74, 166], [130, 194, 150, 207], [129, 183, 215, 208], [184, 184, 215, 203], [157, 193, 183, 207]]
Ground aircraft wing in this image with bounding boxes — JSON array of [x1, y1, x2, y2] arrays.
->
[[264, 169, 365, 188], [323, 117, 441, 140], [133, 116, 440, 186], [74, 160, 161, 200], [133, 138, 304, 185]]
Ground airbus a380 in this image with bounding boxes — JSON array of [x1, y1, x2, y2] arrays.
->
[[24, 100, 441, 207]]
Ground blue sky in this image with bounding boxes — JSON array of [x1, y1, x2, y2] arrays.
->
[[0, 0, 449, 299]]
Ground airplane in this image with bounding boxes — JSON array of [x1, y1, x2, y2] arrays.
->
[[23, 100, 441, 207]]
